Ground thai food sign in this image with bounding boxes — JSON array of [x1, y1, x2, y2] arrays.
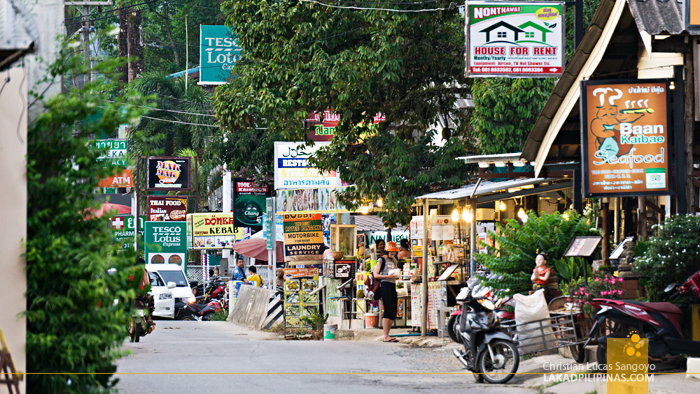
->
[[466, 1, 564, 78], [580, 80, 672, 197], [147, 196, 188, 222]]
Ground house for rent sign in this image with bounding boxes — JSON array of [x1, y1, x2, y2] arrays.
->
[[466, 2, 564, 78]]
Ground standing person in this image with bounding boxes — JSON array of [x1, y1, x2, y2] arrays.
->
[[375, 239, 386, 256], [247, 266, 264, 287], [231, 258, 248, 283], [374, 241, 400, 342], [275, 268, 284, 292], [397, 239, 411, 260]]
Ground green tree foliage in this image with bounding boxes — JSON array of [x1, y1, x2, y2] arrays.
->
[[214, 0, 473, 226], [26, 43, 151, 393], [468, 0, 602, 154], [634, 215, 700, 301], [477, 211, 598, 296]]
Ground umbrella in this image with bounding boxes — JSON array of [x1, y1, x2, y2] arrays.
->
[[232, 238, 285, 263], [86, 202, 132, 219]]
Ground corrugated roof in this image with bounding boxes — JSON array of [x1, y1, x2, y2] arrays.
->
[[416, 178, 558, 201], [627, 0, 692, 36], [352, 215, 407, 232]]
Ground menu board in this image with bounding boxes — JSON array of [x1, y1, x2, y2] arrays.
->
[[283, 268, 319, 328], [283, 213, 325, 261], [147, 196, 188, 222], [410, 282, 442, 330], [188, 213, 243, 249]]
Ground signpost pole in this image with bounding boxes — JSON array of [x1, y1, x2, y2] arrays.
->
[[134, 157, 140, 253], [421, 199, 428, 337], [222, 167, 231, 272], [673, 65, 688, 214]]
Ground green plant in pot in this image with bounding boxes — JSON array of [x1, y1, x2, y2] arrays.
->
[[301, 309, 330, 340]]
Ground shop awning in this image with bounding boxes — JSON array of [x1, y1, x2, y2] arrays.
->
[[352, 215, 407, 232], [415, 178, 571, 205]]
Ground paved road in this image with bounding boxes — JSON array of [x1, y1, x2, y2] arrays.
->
[[115, 321, 535, 394]]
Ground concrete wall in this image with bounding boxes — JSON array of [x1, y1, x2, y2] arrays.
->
[[0, 66, 28, 394]]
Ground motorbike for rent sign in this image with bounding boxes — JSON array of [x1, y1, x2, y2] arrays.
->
[[233, 179, 269, 228], [146, 157, 191, 191], [199, 25, 243, 85], [147, 196, 188, 221], [189, 213, 243, 249], [581, 80, 672, 197], [283, 213, 325, 262], [144, 222, 187, 267], [466, 2, 564, 78]]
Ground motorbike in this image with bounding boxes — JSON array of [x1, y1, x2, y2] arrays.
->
[[175, 298, 222, 321], [587, 269, 700, 366], [452, 283, 520, 384], [448, 276, 515, 344], [191, 276, 227, 303], [128, 298, 155, 342]]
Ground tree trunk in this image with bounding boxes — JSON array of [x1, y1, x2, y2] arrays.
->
[[160, 11, 180, 67], [118, 11, 128, 85], [127, 10, 144, 82]]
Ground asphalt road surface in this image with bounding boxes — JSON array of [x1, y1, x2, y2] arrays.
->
[[115, 321, 535, 394]]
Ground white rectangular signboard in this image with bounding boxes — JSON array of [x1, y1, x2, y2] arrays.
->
[[273, 141, 342, 190], [466, 1, 565, 78]]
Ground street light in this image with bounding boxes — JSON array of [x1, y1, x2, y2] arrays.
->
[[499, 201, 506, 211], [360, 205, 369, 214]]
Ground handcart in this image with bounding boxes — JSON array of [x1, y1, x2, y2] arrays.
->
[[499, 296, 588, 362]]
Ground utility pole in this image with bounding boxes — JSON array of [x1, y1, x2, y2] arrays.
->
[[63, 2, 114, 85]]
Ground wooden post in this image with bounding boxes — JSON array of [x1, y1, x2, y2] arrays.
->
[[613, 197, 620, 244], [673, 65, 688, 214], [685, 53, 696, 213], [602, 201, 610, 266], [638, 196, 647, 241]]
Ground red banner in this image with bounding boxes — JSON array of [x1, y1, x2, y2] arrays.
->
[[98, 169, 133, 188]]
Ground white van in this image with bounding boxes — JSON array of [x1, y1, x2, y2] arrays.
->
[[145, 264, 195, 319]]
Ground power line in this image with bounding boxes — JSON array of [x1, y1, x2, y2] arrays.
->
[[299, 0, 454, 12], [141, 115, 218, 127], [105, 99, 216, 116]]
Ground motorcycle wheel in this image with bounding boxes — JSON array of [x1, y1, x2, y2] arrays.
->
[[477, 339, 519, 384], [179, 315, 195, 321], [133, 319, 141, 343], [447, 315, 461, 343], [570, 343, 585, 363], [597, 332, 628, 368]]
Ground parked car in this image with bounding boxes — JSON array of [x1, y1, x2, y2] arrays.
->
[[145, 264, 195, 319]]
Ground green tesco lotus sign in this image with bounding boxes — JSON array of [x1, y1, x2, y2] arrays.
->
[[199, 25, 242, 85], [144, 222, 187, 266]]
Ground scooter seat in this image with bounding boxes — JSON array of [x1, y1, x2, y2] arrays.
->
[[643, 302, 681, 315]]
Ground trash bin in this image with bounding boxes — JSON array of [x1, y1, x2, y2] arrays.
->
[[365, 313, 379, 328]]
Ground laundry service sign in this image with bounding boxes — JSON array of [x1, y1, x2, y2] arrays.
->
[[466, 2, 564, 78]]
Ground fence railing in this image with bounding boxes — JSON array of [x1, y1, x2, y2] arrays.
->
[[188, 265, 274, 288]]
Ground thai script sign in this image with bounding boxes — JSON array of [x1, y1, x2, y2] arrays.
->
[[466, 1, 564, 78], [112, 215, 145, 249], [95, 139, 127, 166], [147, 196, 188, 221], [274, 141, 342, 190], [581, 80, 671, 197], [283, 213, 324, 261], [188, 213, 243, 249], [146, 157, 191, 191], [199, 25, 243, 85], [305, 111, 385, 141]]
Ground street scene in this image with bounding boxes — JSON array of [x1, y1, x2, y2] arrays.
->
[[2, 0, 700, 393]]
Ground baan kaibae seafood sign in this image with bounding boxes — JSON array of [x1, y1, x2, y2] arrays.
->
[[147, 157, 191, 191], [466, 1, 564, 78], [581, 80, 672, 197]]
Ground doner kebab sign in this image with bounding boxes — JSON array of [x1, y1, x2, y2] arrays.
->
[[581, 80, 671, 197], [467, 1, 564, 78]]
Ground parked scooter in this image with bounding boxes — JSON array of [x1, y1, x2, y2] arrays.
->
[[175, 298, 222, 321], [587, 270, 700, 366], [128, 298, 155, 342], [452, 283, 520, 384]]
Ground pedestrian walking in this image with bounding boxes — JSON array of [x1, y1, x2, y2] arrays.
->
[[374, 241, 400, 342]]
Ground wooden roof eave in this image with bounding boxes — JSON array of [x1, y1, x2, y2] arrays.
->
[[520, 0, 627, 176]]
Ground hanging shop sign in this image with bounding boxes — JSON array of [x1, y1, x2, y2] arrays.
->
[[466, 1, 564, 78], [98, 169, 133, 188], [274, 142, 342, 190], [233, 179, 269, 228], [304, 111, 386, 141], [276, 187, 348, 213], [95, 139, 127, 166], [144, 222, 188, 266], [188, 213, 243, 249], [282, 213, 325, 262], [112, 215, 145, 249], [146, 157, 191, 191], [283, 268, 320, 328], [147, 196, 188, 222], [199, 25, 243, 85], [580, 79, 672, 197]]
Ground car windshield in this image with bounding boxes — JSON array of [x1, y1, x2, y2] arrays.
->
[[148, 272, 165, 287], [158, 270, 188, 287]]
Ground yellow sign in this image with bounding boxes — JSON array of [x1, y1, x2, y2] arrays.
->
[[188, 213, 242, 249]]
